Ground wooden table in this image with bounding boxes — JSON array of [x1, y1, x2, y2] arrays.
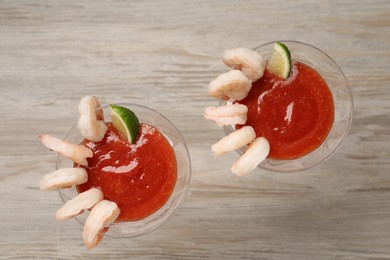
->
[[1, 1, 389, 259]]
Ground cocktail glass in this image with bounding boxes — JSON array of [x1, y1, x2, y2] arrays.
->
[[222, 40, 353, 172], [57, 103, 191, 237]]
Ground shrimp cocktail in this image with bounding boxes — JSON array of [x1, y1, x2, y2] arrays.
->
[[39, 97, 191, 249], [204, 41, 352, 174]]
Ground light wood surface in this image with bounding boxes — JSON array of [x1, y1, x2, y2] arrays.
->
[[1, 0, 390, 259]]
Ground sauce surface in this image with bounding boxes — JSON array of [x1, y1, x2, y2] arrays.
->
[[237, 61, 334, 159], [77, 123, 177, 222]]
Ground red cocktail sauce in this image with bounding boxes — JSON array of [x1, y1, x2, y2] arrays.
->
[[237, 61, 334, 160], [77, 123, 177, 222]]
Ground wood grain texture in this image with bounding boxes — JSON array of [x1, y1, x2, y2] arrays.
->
[[1, 0, 390, 259]]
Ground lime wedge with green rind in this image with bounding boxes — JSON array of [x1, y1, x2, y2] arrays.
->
[[109, 104, 140, 144], [266, 42, 292, 79]]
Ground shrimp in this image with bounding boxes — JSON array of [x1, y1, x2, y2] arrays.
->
[[55, 188, 104, 221], [39, 167, 88, 190], [222, 48, 266, 82], [230, 137, 270, 176], [208, 70, 252, 101], [77, 95, 108, 142], [39, 134, 93, 166], [83, 200, 120, 250], [211, 126, 256, 156], [204, 104, 248, 127]]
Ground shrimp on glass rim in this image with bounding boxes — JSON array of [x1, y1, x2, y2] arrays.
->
[[39, 167, 88, 190], [223, 47, 266, 82], [55, 188, 104, 221], [39, 134, 93, 166], [83, 200, 120, 250], [77, 95, 108, 142], [208, 70, 252, 101], [231, 137, 270, 176], [204, 103, 248, 127], [211, 126, 256, 156]]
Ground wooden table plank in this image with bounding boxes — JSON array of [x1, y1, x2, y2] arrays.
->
[[1, 0, 390, 259]]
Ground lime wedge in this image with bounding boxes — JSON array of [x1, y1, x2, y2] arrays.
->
[[109, 104, 140, 144], [266, 42, 291, 79]]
